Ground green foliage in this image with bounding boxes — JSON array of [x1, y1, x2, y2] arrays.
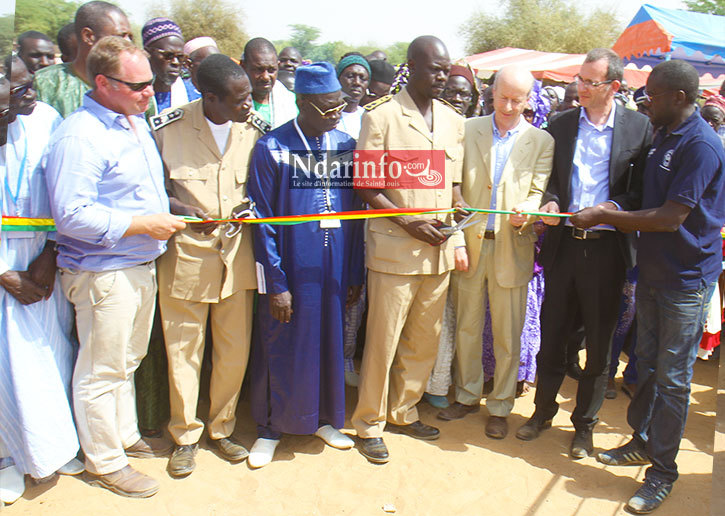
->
[[684, 0, 725, 15], [146, 0, 248, 59], [14, 0, 79, 41], [0, 14, 14, 59], [273, 24, 407, 65], [462, 0, 622, 55]]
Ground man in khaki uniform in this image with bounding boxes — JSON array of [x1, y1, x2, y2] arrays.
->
[[152, 54, 269, 477], [351, 36, 466, 464], [437, 66, 554, 440]]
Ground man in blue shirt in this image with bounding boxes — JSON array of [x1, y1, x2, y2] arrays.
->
[[516, 48, 652, 460], [44, 36, 185, 498], [571, 59, 725, 514]]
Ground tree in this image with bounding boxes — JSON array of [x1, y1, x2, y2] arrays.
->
[[684, 0, 725, 15], [274, 24, 408, 65], [462, 0, 622, 55], [0, 14, 14, 58], [14, 0, 79, 41], [147, 0, 248, 59]]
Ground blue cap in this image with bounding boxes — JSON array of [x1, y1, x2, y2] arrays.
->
[[294, 62, 341, 94]]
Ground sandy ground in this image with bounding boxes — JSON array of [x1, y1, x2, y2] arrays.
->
[[3, 356, 719, 516]]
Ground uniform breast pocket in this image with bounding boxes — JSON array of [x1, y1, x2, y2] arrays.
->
[[168, 166, 210, 183]]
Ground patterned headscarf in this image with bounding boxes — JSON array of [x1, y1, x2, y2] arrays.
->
[[526, 80, 552, 128]]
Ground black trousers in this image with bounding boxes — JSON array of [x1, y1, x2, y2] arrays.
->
[[534, 230, 626, 430]]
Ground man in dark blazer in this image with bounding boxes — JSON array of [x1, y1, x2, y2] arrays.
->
[[516, 48, 652, 459]]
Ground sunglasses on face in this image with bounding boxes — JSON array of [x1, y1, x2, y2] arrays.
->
[[307, 100, 347, 118], [103, 75, 155, 92], [152, 49, 187, 63], [10, 82, 33, 98]]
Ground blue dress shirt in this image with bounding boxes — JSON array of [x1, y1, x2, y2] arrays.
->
[[567, 106, 615, 215], [486, 116, 522, 230], [44, 93, 170, 271]]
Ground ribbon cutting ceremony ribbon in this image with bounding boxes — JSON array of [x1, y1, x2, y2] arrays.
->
[[2, 208, 572, 232]]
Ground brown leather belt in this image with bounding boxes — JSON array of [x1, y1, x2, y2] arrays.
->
[[484, 230, 495, 240]]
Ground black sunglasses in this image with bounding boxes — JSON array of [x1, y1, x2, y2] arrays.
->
[[103, 75, 155, 92], [10, 82, 33, 98]]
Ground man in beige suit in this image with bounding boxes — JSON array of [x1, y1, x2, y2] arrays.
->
[[351, 36, 467, 464], [437, 66, 554, 439], [152, 54, 268, 477]]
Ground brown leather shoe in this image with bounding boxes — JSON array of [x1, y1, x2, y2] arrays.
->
[[437, 402, 480, 421], [385, 421, 440, 440], [212, 437, 249, 462], [125, 437, 173, 458], [85, 465, 159, 498], [485, 416, 508, 439]]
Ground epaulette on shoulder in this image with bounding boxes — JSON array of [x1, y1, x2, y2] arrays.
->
[[249, 111, 272, 134], [363, 94, 392, 111], [150, 108, 184, 131], [437, 97, 463, 116]]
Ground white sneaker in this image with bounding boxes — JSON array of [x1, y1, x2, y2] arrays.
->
[[248, 438, 280, 469], [57, 458, 85, 476], [315, 425, 354, 450], [345, 370, 360, 387], [0, 464, 25, 504]]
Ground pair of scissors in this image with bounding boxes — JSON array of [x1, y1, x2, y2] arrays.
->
[[224, 200, 256, 238], [434, 211, 478, 238]]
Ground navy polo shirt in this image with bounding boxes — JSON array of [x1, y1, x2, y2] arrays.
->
[[638, 111, 725, 290]]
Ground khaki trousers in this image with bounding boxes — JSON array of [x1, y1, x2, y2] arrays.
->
[[60, 262, 156, 475], [160, 288, 253, 445], [451, 240, 527, 417], [352, 270, 449, 438]]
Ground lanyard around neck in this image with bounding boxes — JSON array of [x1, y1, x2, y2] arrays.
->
[[293, 117, 330, 157], [5, 117, 28, 205]]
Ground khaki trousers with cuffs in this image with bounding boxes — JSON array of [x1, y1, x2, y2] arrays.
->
[[353, 269, 449, 438]]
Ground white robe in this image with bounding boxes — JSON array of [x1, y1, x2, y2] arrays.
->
[[0, 102, 79, 479]]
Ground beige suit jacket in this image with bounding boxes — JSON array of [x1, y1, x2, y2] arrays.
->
[[357, 87, 465, 276], [153, 99, 261, 302], [460, 115, 554, 288]]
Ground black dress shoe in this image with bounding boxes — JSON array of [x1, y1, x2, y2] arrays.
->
[[570, 428, 593, 459], [168, 444, 198, 477], [386, 421, 440, 440], [211, 437, 249, 462], [515, 415, 552, 441], [359, 437, 389, 464]]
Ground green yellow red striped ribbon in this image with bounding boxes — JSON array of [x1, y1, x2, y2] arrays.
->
[[2, 208, 572, 232]]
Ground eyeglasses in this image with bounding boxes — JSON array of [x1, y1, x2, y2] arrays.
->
[[103, 75, 154, 92], [307, 100, 347, 118], [10, 82, 33, 98], [443, 89, 472, 101], [151, 48, 187, 63], [575, 75, 614, 89], [0, 108, 9, 119]]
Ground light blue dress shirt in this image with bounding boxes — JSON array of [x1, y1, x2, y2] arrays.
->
[[567, 106, 615, 217], [486, 116, 522, 230], [44, 93, 170, 271]]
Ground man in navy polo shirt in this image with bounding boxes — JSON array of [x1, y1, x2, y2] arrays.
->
[[570, 59, 725, 514]]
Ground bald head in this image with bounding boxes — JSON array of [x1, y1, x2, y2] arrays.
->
[[491, 65, 534, 131], [407, 35, 448, 63], [493, 65, 534, 97]]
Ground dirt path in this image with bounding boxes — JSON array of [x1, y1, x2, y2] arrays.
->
[[4, 359, 718, 516]]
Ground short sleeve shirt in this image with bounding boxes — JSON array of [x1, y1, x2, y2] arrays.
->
[[637, 111, 725, 290]]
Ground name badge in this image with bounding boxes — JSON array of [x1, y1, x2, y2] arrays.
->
[[320, 211, 341, 229]]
